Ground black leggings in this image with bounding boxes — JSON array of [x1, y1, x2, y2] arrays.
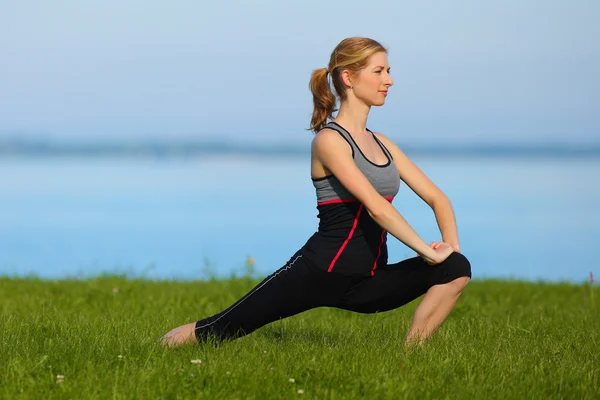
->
[[194, 251, 472, 343]]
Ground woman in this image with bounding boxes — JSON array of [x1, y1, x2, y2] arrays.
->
[[161, 37, 471, 347]]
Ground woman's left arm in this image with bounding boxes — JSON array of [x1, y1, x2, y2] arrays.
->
[[374, 133, 461, 252], [431, 196, 460, 252]]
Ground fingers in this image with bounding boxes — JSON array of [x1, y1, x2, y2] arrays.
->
[[416, 241, 459, 265], [416, 241, 443, 258]]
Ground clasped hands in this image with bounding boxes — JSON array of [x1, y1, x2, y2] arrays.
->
[[417, 241, 460, 266]]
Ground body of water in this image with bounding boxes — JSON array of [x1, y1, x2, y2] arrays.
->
[[1, 155, 598, 283]]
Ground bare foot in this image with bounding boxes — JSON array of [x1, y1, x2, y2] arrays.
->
[[160, 322, 197, 347]]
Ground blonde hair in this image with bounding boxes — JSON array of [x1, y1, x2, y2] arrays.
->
[[308, 37, 387, 133]]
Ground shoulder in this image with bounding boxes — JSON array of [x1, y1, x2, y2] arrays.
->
[[311, 128, 352, 156], [312, 127, 341, 145]]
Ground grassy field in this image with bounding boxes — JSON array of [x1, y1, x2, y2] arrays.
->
[[0, 275, 598, 399]]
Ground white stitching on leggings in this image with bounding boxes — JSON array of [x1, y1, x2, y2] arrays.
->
[[195, 254, 303, 331]]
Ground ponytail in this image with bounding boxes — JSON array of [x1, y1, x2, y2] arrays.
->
[[308, 68, 337, 133]]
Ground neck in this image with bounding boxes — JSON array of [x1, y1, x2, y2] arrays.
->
[[333, 97, 371, 134]]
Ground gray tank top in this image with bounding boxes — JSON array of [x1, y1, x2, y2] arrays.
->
[[312, 122, 400, 205]]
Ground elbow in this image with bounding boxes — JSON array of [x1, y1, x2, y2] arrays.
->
[[431, 193, 450, 209], [366, 199, 393, 221], [366, 207, 383, 220]]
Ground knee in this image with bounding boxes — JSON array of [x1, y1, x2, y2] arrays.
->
[[450, 276, 470, 294], [441, 252, 471, 294], [449, 252, 472, 280]]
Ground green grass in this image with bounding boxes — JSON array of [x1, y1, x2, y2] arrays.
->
[[1, 276, 598, 399]]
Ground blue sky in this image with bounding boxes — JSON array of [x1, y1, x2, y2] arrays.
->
[[0, 0, 598, 145]]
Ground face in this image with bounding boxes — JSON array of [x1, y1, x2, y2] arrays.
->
[[345, 51, 393, 107]]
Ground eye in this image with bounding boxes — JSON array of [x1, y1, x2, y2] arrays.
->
[[375, 70, 382, 74]]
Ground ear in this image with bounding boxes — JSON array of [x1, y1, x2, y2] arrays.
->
[[341, 69, 353, 88]]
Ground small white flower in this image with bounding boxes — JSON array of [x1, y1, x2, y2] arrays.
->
[[297, 389, 304, 394], [56, 375, 64, 384], [289, 378, 295, 383], [117, 354, 122, 359], [190, 359, 202, 365]]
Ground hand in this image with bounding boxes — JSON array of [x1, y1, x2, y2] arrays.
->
[[423, 241, 460, 253], [418, 241, 456, 265], [433, 241, 460, 253], [449, 243, 461, 253]]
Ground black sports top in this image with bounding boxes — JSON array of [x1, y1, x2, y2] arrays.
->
[[299, 122, 401, 276]]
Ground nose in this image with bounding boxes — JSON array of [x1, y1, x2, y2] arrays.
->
[[384, 72, 393, 87], [385, 75, 394, 87]]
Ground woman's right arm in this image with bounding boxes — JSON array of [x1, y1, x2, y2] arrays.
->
[[312, 129, 451, 265]]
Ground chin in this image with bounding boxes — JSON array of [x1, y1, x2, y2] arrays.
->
[[363, 96, 386, 107]]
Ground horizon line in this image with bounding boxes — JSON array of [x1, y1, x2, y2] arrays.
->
[[1, 138, 600, 158]]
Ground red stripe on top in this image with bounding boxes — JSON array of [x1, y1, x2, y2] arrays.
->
[[318, 199, 359, 206], [371, 229, 387, 276], [328, 204, 364, 272], [318, 196, 394, 206]]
